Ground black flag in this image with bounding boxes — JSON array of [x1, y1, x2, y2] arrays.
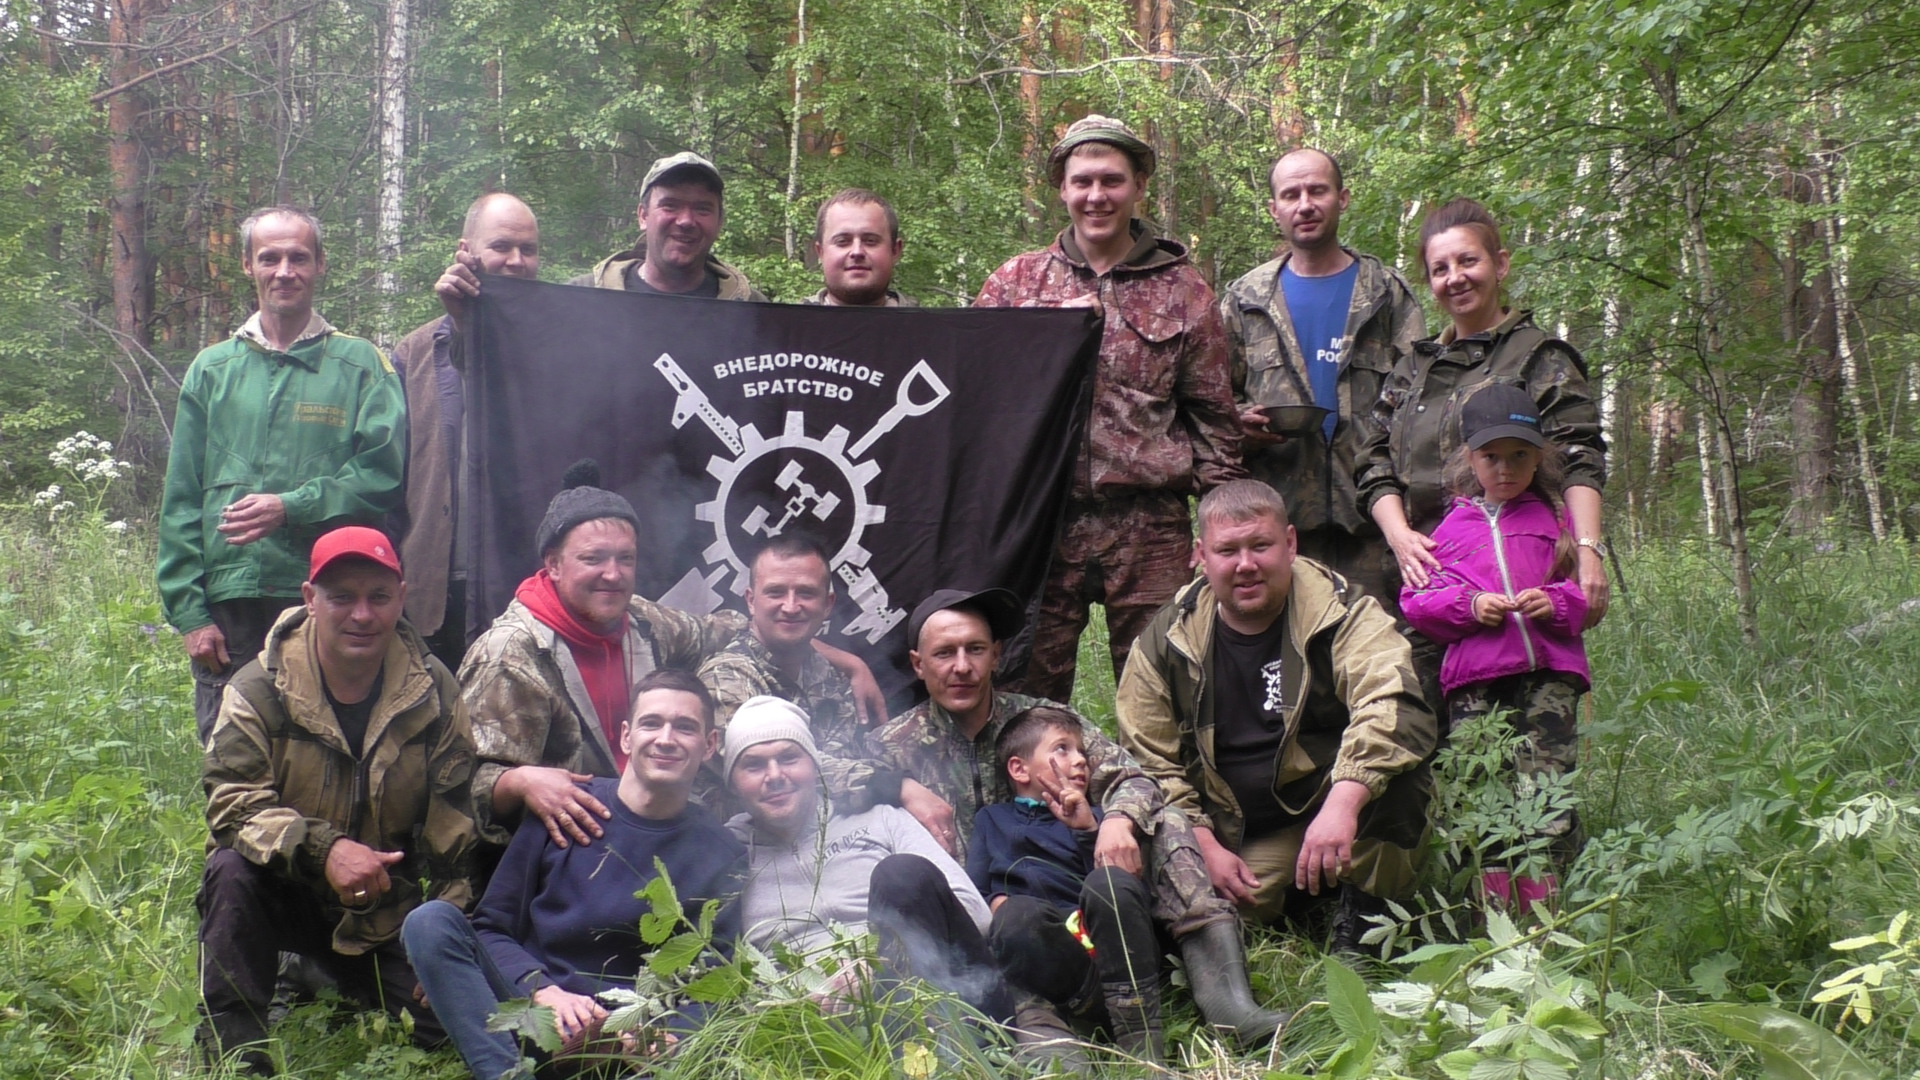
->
[[465, 275, 1098, 702]]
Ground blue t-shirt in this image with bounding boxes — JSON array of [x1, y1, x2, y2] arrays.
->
[[1280, 259, 1361, 441]]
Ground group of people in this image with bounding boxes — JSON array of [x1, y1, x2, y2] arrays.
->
[[163, 112, 1609, 1077]]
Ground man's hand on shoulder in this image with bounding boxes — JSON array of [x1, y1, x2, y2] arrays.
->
[[216, 493, 287, 546], [900, 779, 956, 854], [496, 766, 611, 848], [1296, 779, 1370, 896]]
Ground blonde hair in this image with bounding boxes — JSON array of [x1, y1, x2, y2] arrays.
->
[[1443, 440, 1576, 579]]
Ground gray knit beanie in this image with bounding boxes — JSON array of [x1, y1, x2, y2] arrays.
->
[[722, 696, 818, 782], [534, 459, 641, 555]]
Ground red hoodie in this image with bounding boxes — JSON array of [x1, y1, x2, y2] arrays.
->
[[514, 572, 631, 769]]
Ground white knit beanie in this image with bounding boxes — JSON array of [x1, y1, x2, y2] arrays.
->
[[722, 696, 819, 781]]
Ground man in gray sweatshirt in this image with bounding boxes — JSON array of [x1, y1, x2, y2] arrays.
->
[[724, 696, 1011, 1016]]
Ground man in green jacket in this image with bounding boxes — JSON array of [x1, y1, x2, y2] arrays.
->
[[158, 206, 407, 741], [570, 151, 767, 300], [1117, 479, 1436, 954], [198, 526, 477, 1074], [1222, 148, 1424, 617]]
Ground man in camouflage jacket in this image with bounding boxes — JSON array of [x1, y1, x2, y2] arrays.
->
[[974, 115, 1243, 704], [199, 527, 476, 1071], [1223, 149, 1424, 617], [871, 587, 1288, 1045]]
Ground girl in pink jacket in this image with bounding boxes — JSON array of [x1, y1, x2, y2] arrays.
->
[[1400, 384, 1590, 910]]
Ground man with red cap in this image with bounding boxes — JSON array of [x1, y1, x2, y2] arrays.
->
[[198, 526, 479, 1074]]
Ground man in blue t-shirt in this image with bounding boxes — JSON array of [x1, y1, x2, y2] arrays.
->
[[1220, 148, 1425, 618], [403, 669, 744, 1079]]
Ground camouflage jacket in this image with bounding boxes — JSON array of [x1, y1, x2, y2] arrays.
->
[[1356, 308, 1606, 535], [1222, 248, 1424, 534], [696, 633, 897, 813], [1115, 558, 1436, 850], [975, 224, 1244, 500], [458, 596, 745, 845], [205, 607, 479, 954], [869, 690, 1162, 861]]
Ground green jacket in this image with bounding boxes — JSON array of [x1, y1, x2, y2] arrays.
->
[[570, 237, 768, 301], [1115, 559, 1435, 850], [157, 313, 407, 632], [1355, 308, 1605, 535], [1221, 248, 1423, 534], [204, 607, 478, 954]]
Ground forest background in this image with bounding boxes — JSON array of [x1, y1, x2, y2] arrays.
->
[[5, 0, 1920, 1076]]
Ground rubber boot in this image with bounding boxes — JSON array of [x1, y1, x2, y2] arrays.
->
[[1009, 996, 1090, 1075], [1329, 884, 1392, 957], [1178, 921, 1290, 1047], [1479, 870, 1514, 910], [1102, 978, 1164, 1065], [1513, 874, 1558, 914]]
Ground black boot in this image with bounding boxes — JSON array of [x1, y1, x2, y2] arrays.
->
[[1329, 884, 1393, 958], [1178, 921, 1291, 1047], [1102, 978, 1164, 1065], [197, 1013, 274, 1076]]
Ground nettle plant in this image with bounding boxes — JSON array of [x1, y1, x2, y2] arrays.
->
[[30, 431, 131, 527]]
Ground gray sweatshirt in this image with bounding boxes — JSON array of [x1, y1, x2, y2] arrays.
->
[[728, 802, 991, 955]]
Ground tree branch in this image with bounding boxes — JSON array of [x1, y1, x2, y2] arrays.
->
[[89, 2, 320, 105]]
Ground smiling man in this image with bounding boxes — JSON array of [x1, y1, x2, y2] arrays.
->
[[573, 151, 766, 301], [697, 534, 947, 830], [1221, 148, 1423, 622], [805, 189, 915, 307], [1116, 479, 1436, 955], [198, 527, 477, 1074], [159, 206, 406, 742], [404, 670, 744, 1080], [973, 114, 1243, 706], [393, 193, 543, 670]]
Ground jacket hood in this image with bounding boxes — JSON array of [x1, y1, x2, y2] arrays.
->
[[1056, 219, 1186, 273], [1427, 306, 1532, 350], [1165, 555, 1354, 665], [587, 238, 759, 300], [258, 604, 439, 746], [1225, 247, 1398, 323]]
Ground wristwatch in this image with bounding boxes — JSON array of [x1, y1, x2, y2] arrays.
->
[[1575, 537, 1609, 558]]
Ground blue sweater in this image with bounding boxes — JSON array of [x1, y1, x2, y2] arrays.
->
[[967, 799, 1103, 913], [473, 777, 745, 996]]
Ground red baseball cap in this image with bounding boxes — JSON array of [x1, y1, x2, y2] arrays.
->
[[308, 525, 402, 582]]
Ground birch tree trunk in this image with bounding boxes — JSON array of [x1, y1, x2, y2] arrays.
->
[[376, 0, 410, 323], [783, 0, 806, 260], [1817, 155, 1887, 540], [107, 0, 153, 349]]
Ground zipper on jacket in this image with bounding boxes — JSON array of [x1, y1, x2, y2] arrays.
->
[[1480, 500, 1538, 670]]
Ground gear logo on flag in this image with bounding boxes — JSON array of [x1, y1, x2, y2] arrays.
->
[[651, 353, 952, 643]]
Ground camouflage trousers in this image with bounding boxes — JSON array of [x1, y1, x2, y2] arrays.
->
[[1447, 671, 1586, 866], [1013, 492, 1193, 706], [1145, 803, 1239, 939]]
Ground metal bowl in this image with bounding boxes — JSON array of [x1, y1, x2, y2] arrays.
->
[[1264, 404, 1332, 436]]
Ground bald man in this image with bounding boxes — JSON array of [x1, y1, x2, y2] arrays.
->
[[392, 193, 541, 668]]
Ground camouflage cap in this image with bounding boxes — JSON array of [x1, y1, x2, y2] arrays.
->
[[1046, 114, 1155, 186], [641, 151, 724, 200]]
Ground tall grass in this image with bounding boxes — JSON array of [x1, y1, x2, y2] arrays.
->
[[2, 520, 1916, 1077]]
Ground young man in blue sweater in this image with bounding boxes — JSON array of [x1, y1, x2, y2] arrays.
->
[[403, 669, 744, 1079], [968, 705, 1165, 1063]]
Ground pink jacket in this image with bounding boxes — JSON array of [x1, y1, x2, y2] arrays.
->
[[1400, 492, 1590, 697]]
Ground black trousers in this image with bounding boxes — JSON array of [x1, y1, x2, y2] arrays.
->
[[191, 598, 290, 743], [988, 866, 1158, 1018], [197, 848, 443, 1052], [866, 854, 1017, 1022]]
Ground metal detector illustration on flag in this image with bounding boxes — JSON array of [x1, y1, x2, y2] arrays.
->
[[651, 353, 952, 643]]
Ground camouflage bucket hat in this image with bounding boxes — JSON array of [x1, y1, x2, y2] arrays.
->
[[1046, 114, 1156, 186]]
